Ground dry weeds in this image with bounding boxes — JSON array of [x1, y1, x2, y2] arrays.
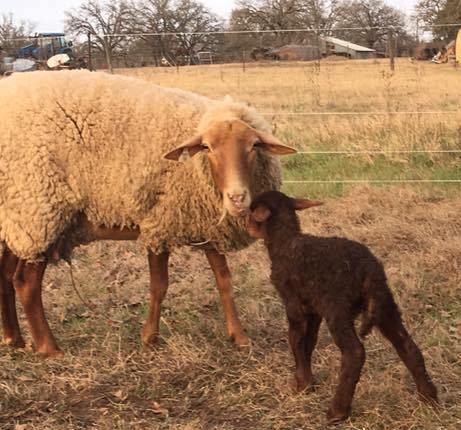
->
[[0, 187, 460, 429]]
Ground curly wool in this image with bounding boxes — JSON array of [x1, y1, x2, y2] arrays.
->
[[0, 70, 282, 260]]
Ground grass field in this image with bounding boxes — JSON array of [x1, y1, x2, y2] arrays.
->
[[1, 59, 460, 429]]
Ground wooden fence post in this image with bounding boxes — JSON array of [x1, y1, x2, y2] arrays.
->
[[87, 32, 93, 71], [104, 34, 113, 74], [388, 28, 395, 72]]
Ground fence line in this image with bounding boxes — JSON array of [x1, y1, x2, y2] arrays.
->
[[104, 22, 461, 38], [263, 111, 461, 117], [284, 179, 461, 184], [2, 22, 461, 42], [293, 150, 461, 155]]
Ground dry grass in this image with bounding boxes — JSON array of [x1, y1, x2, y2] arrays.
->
[[118, 58, 461, 153], [1, 60, 461, 429], [1, 187, 460, 429]]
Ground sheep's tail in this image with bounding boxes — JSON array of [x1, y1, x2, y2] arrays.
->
[[359, 277, 380, 339]]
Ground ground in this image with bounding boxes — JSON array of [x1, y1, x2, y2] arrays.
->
[[0, 59, 460, 429]]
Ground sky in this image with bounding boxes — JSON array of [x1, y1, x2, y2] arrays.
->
[[2, 0, 418, 34]]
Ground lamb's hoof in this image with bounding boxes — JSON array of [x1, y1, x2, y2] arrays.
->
[[326, 407, 350, 424], [418, 385, 439, 407], [141, 328, 161, 349], [230, 332, 251, 347], [3, 335, 26, 349]]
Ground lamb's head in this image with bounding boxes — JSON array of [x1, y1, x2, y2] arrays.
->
[[247, 191, 323, 239], [164, 119, 296, 217]]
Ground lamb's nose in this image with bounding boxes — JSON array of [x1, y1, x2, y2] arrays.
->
[[228, 192, 247, 204]]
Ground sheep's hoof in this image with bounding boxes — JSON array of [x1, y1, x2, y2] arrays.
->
[[38, 348, 65, 359], [326, 406, 350, 424], [291, 376, 314, 394], [230, 332, 251, 347], [3, 335, 26, 349]]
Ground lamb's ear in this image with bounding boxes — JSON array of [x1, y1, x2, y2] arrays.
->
[[292, 198, 323, 211], [252, 204, 272, 222], [256, 130, 297, 155], [163, 135, 204, 161]]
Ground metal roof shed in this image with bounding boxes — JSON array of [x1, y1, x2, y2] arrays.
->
[[323, 36, 376, 59]]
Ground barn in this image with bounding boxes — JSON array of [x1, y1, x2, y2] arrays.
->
[[322, 36, 376, 59]]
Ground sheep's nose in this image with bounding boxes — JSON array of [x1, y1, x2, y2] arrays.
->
[[227, 191, 247, 205]]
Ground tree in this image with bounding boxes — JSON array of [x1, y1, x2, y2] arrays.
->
[[228, 0, 341, 50], [416, 0, 461, 40], [334, 0, 406, 50], [434, 0, 461, 40], [0, 13, 35, 54], [134, 0, 223, 65], [65, 0, 131, 59]]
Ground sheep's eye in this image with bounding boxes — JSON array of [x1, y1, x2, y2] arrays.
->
[[252, 141, 264, 150], [200, 143, 211, 151]]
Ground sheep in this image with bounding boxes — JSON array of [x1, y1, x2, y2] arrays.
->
[[247, 190, 438, 423], [0, 70, 296, 356]]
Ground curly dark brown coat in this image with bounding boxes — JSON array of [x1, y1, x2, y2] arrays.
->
[[248, 191, 438, 423]]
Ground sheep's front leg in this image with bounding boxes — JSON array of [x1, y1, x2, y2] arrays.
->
[[0, 248, 25, 348], [13, 260, 62, 357], [141, 250, 169, 347], [326, 319, 365, 423], [205, 249, 250, 346]]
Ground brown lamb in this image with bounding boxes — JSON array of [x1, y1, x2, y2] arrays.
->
[[247, 190, 438, 423]]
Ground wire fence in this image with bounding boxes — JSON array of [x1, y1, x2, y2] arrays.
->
[[2, 24, 461, 187]]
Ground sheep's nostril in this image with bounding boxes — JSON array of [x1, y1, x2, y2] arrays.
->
[[227, 192, 247, 204]]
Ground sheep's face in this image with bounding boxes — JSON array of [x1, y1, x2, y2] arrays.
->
[[164, 120, 296, 217]]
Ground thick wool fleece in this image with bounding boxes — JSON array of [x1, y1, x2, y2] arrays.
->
[[0, 70, 281, 260]]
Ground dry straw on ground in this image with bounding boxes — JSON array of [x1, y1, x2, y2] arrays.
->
[[1, 187, 460, 429]]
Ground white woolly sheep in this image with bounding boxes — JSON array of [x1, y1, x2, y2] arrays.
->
[[0, 70, 295, 356]]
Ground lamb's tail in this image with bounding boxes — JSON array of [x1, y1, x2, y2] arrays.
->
[[359, 277, 381, 339]]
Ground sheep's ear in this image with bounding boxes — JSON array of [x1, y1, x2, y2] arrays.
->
[[256, 130, 297, 155], [163, 135, 204, 161], [292, 198, 323, 211], [252, 205, 271, 222]]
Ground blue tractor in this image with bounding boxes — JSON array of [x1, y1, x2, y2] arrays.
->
[[19, 33, 73, 61]]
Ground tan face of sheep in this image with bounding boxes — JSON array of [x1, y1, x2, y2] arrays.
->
[[164, 119, 296, 217]]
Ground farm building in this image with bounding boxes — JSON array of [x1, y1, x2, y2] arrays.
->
[[321, 36, 376, 59]]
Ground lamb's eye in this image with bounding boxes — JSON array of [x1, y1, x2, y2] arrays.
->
[[200, 143, 211, 151], [252, 141, 263, 150]]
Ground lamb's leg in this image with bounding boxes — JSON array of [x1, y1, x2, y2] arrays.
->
[[326, 319, 366, 423], [287, 316, 309, 391], [141, 250, 169, 347], [205, 249, 249, 346], [303, 313, 322, 388], [377, 308, 438, 403], [0, 248, 25, 348], [13, 259, 62, 357]]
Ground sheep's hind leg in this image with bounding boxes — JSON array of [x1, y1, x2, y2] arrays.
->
[[326, 318, 365, 423], [377, 307, 438, 403], [205, 249, 250, 346], [13, 259, 62, 357], [141, 250, 169, 347], [0, 248, 25, 348]]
